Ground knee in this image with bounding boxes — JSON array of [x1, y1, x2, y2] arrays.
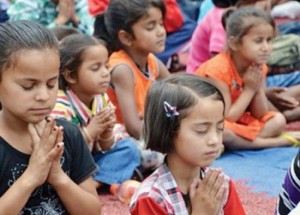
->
[[222, 129, 235, 143], [270, 112, 287, 131]]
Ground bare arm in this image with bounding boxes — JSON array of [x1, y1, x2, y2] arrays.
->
[[47, 126, 101, 214], [0, 174, 39, 214], [111, 65, 143, 139], [50, 175, 101, 215], [0, 119, 62, 214], [227, 64, 262, 121], [249, 82, 270, 119], [156, 57, 171, 80], [226, 88, 256, 122]]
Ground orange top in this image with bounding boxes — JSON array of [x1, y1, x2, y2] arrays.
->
[[107, 50, 159, 123], [196, 52, 275, 140]]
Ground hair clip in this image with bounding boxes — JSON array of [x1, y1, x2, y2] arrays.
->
[[164, 101, 179, 119]]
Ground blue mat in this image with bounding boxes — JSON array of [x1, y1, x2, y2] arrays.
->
[[212, 147, 299, 197]]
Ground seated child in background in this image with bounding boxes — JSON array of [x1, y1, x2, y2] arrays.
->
[[196, 7, 300, 150], [50, 34, 141, 187], [130, 73, 245, 215], [0, 20, 100, 214], [51, 25, 81, 42], [94, 0, 170, 141], [8, 0, 95, 35], [276, 148, 300, 215], [90, 0, 196, 71], [189, 0, 300, 123]]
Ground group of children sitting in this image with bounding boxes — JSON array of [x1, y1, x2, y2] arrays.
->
[[0, 0, 300, 214]]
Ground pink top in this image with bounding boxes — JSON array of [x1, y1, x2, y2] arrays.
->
[[187, 7, 226, 73]]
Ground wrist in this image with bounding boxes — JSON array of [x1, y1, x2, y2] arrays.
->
[[48, 171, 69, 189], [55, 16, 68, 25], [98, 133, 114, 143]]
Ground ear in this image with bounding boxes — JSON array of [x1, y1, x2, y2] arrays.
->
[[227, 36, 239, 51], [62, 69, 77, 85], [118, 29, 134, 47]]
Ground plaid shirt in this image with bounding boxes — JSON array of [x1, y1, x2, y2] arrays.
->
[[130, 163, 229, 215], [8, 0, 94, 35]]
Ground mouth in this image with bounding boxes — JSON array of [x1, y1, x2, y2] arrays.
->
[[30, 108, 51, 115], [99, 81, 110, 87], [157, 40, 166, 46], [205, 150, 219, 157]]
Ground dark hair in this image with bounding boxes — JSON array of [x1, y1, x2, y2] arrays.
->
[[0, 20, 59, 80], [94, 0, 166, 52], [213, 0, 239, 8], [52, 25, 81, 41], [225, 6, 276, 43], [144, 73, 225, 153], [59, 34, 107, 90]]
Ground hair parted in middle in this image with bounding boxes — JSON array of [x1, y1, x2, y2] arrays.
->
[[144, 73, 225, 154], [225, 6, 276, 43]]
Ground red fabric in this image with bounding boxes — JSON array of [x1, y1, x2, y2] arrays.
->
[[130, 197, 169, 215], [87, 0, 183, 33], [164, 0, 184, 33], [88, 0, 109, 16], [224, 180, 246, 215]]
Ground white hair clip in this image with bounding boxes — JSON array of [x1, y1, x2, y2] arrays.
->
[[163, 101, 179, 119]]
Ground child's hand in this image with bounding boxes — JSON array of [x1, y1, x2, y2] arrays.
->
[[47, 126, 65, 186], [266, 87, 299, 111], [86, 108, 114, 139], [243, 64, 263, 92], [190, 169, 226, 215], [25, 118, 62, 188], [56, 0, 76, 25]]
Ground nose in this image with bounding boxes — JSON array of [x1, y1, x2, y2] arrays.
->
[[262, 40, 271, 52], [157, 24, 166, 37], [101, 66, 110, 78], [208, 129, 221, 146], [35, 86, 50, 101]]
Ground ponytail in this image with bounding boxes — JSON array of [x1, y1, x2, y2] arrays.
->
[[94, 14, 114, 54], [221, 7, 236, 30]]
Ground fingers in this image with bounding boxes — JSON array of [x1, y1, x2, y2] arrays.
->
[[271, 87, 287, 93], [189, 178, 200, 199], [201, 169, 224, 196], [56, 126, 64, 144], [48, 142, 64, 162], [28, 123, 39, 150]]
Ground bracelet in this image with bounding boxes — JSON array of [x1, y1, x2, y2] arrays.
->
[[82, 126, 93, 143]]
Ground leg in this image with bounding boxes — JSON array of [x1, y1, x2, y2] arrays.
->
[[259, 112, 286, 138], [223, 128, 297, 150]]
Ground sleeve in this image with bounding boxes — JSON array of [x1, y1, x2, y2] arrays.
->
[[88, 0, 109, 16], [163, 0, 184, 33], [209, 10, 227, 54], [58, 119, 97, 184], [50, 91, 73, 121], [223, 180, 246, 215], [75, 0, 95, 35], [8, 1, 40, 22], [276, 151, 300, 215], [130, 197, 169, 215]]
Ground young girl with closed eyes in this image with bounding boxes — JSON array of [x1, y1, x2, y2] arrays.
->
[[130, 73, 245, 215], [51, 34, 141, 187], [0, 21, 100, 214], [196, 7, 300, 149]]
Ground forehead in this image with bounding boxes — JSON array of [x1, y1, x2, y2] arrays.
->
[[81, 45, 108, 61], [5, 48, 59, 77], [135, 7, 163, 24], [244, 22, 274, 37], [183, 97, 224, 122]]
